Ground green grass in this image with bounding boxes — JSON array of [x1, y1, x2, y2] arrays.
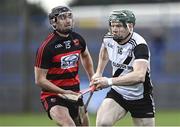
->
[[0, 110, 180, 126]]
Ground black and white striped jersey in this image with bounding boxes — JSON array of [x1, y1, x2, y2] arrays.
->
[[103, 32, 153, 100]]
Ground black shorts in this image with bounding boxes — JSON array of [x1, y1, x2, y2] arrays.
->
[[106, 88, 155, 118], [41, 95, 84, 120]]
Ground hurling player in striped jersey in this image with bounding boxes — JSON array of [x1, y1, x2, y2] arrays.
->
[[92, 10, 155, 126], [34, 6, 94, 126]]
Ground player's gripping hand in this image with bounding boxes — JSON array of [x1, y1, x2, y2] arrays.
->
[[93, 77, 112, 90], [91, 72, 102, 81], [91, 73, 103, 91]]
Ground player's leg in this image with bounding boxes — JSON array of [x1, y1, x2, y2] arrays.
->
[[41, 96, 76, 126], [73, 106, 89, 126], [82, 112, 89, 126], [65, 100, 90, 126], [132, 117, 155, 126], [50, 105, 75, 126], [79, 109, 89, 126], [128, 94, 155, 126], [96, 98, 127, 126]]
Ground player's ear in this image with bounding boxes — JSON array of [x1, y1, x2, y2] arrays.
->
[[49, 17, 57, 29], [127, 23, 134, 32], [52, 18, 57, 29], [129, 23, 134, 29]]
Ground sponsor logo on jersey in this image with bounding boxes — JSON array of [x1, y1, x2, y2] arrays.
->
[[112, 62, 133, 71], [61, 53, 79, 69], [50, 98, 56, 103], [55, 43, 63, 48], [108, 43, 113, 48]]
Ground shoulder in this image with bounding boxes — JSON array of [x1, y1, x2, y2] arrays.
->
[[104, 32, 113, 38], [103, 32, 113, 39], [103, 32, 113, 43], [130, 32, 147, 46], [38, 33, 56, 50], [71, 31, 84, 40], [71, 31, 86, 52]]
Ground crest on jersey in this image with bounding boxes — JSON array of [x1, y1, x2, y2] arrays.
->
[[73, 39, 80, 46], [117, 46, 123, 55]]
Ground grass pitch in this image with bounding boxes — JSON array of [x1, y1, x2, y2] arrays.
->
[[0, 110, 180, 126]]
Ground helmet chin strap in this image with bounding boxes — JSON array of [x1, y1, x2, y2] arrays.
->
[[113, 32, 131, 42]]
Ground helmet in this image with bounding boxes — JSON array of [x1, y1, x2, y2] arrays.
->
[[109, 10, 136, 27], [109, 10, 135, 42], [121, 10, 136, 25], [48, 6, 73, 33], [49, 6, 72, 21]]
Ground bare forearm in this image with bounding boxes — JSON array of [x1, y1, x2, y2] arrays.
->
[[96, 58, 108, 75], [81, 55, 94, 81], [111, 60, 147, 86], [96, 46, 109, 75], [36, 79, 66, 94], [112, 71, 145, 86]]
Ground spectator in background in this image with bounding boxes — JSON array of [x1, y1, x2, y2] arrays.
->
[[34, 6, 94, 126], [92, 10, 155, 126]]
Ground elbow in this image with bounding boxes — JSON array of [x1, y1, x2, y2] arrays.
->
[[35, 78, 43, 87], [35, 79, 39, 86], [137, 74, 145, 83]]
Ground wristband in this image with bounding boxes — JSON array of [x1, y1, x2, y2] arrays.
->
[[107, 78, 113, 86]]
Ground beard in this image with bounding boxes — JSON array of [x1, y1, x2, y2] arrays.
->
[[56, 27, 72, 34], [113, 32, 131, 42], [113, 35, 124, 42]]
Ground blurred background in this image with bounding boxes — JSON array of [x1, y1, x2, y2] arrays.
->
[[0, 0, 180, 125]]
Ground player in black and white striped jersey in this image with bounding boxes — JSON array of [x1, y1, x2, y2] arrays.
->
[[92, 10, 155, 126]]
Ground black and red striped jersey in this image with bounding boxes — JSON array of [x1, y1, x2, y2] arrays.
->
[[35, 31, 86, 99]]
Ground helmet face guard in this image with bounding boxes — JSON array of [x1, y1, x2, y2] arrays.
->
[[109, 12, 128, 28], [109, 10, 136, 27], [48, 6, 73, 34], [109, 10, 136, 42]]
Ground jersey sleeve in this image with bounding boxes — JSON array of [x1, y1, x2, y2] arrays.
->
[[35, 46, 52, 69], [78, 35, 86, 53], [133, 44, 149, 60], [102, 32, 112, 48]]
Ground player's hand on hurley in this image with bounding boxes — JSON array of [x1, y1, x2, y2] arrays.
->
[[91, 72, 102, 81], [93, 77, 111, 90], [91, 73, 103, 91]]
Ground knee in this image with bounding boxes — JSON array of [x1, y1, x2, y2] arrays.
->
[[133, 118, 155, 126], [53, 114, 75, 126], [50, 107, 75, 126], [142, 118, 155, 126]]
